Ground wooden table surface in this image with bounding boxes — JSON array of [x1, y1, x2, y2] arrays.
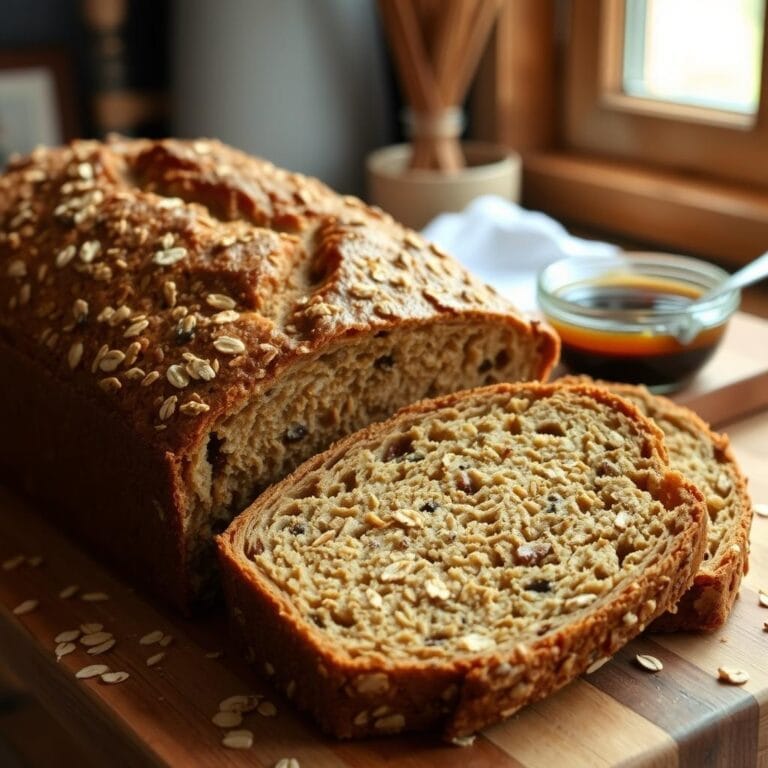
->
[[0, 313, 767, 768]]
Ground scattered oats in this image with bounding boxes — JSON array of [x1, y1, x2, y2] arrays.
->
[[264, 661, 275, 676], [166, 364, 190, 389], [450, 736, 476, 748], [366, 588, 383, 608], [403, 231, 423, 248], [586, 656, 611, 674], [257, 700, 277, 717], [79, 240, 101, 263], [312, 530, 335, 547], [160, 232, 175, 250], [141, 370, 160, 387], [139, 630, 164, 646], [101, 671, 129, 684], [88, 638, 117, 655], [181, 354, 211, 379], [80, 623, 103, 634], [7, 259, 26, 278], [206, 293, 236, 311], [635, 654, 663, 672], [124, 367, 146, 381], [159, 634, 174, 648], [353, 710, 369, 726], [91, 344, 109, 373], [123, 319, 149, 338], [718, 666, 749, 685], [146, 651, 165, 667], [81, 592, 110, 602], [59, 584, 79, 599], [159, 395, 178, 421], [211, 310, 240, 324], [76, 664, 109, 680], [614, 510, 631, 530], [392, 508, 424, 528], [213, 336, 246, 355], [623, 611, 639, 627], [180, 401, 211, 416], [98, 377, 122, 393], [68, 342, 84, 369], [205, 650, 223, 659], [381, 560, 411, 583], [425, 577, 450, 601], [153, 247, 188, 266], [72, 298, 88, 322], [221, 730, 253, 750], [163, 280, 178, 308], [212, 710, 242, 728], [109, 305, 132, 327], [349, 283, 376, 299], [275, 759, 300, 768], [565, 594, 597, 610], [219, 694, 261, 713], [55, 245, 76, 268], [758, 590, 768, 608], [55, 642, 76, 660], [80, 631, 113, 647], [96, 306, 115, 323], [157, 197, 183, 209], [13, 599, 38, 616], [55, 629, 81, 643], [124, 342, 142, 367], [77, 162, 94, 180], [2, 554, 25, 571], [755, 503, 768, 518], [458, 633, 495, 652], [99, 349, 125, 372]]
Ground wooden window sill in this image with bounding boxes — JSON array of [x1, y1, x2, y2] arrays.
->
[[522, 151, 768, 267]]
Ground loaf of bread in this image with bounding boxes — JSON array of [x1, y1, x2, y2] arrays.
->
[[218, 382, 707, 739], [560, 376, 752, 631], [0, 138, 558, 609]]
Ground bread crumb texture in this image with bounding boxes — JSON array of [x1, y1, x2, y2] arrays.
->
[[236, 385, 699, 660]]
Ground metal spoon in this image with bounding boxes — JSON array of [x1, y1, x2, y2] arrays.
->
[[673, 250, 768, 343]]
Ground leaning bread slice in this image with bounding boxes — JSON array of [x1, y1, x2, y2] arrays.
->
[[560, 376, 752, 631], [218, 382, 707, 739]]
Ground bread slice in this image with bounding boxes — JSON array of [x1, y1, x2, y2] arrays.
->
[[218, 382, 707, 739], [0, 138, 558, 609], [560, 376, 752, 631]]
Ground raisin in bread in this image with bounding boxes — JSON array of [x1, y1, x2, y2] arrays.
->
[[0, 138, 558, 610], [560, 376, 752, 631], [218, 382, 707, 739]]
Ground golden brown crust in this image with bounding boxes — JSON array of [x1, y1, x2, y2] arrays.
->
[[558, 375, 752, 631], [0, 138, 558, 609], [218, 382, 707, 739]]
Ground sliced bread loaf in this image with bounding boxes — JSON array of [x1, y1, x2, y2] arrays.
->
[[560, 376, 752, 631], [218, 382, 707, 739], [0, 138, 558, 609]]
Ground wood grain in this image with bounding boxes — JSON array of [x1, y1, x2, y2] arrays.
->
[[1, 330, 768, 767]]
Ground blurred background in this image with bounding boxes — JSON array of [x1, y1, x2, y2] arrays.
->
[[1, 0, 767, 270]]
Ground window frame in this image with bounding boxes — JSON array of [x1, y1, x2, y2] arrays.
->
[[472, 0, 768, 265]]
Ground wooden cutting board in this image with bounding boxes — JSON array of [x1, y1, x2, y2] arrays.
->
[[1, 317, 767, 768]]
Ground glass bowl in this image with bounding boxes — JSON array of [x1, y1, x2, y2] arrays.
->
[[537, 252, 740, 392]]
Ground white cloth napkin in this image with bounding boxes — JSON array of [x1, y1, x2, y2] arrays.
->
[[422, 195, 618, 312]]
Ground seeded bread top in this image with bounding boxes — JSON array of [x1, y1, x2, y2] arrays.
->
[[223, 382, 705, 664], [0, 138, 557, 451]]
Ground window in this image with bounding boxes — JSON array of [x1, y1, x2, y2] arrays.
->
[[474, 0, 768, 264], [621, 0, 764, 118]]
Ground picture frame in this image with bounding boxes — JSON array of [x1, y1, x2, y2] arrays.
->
[[0, 49, 78, 166]]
